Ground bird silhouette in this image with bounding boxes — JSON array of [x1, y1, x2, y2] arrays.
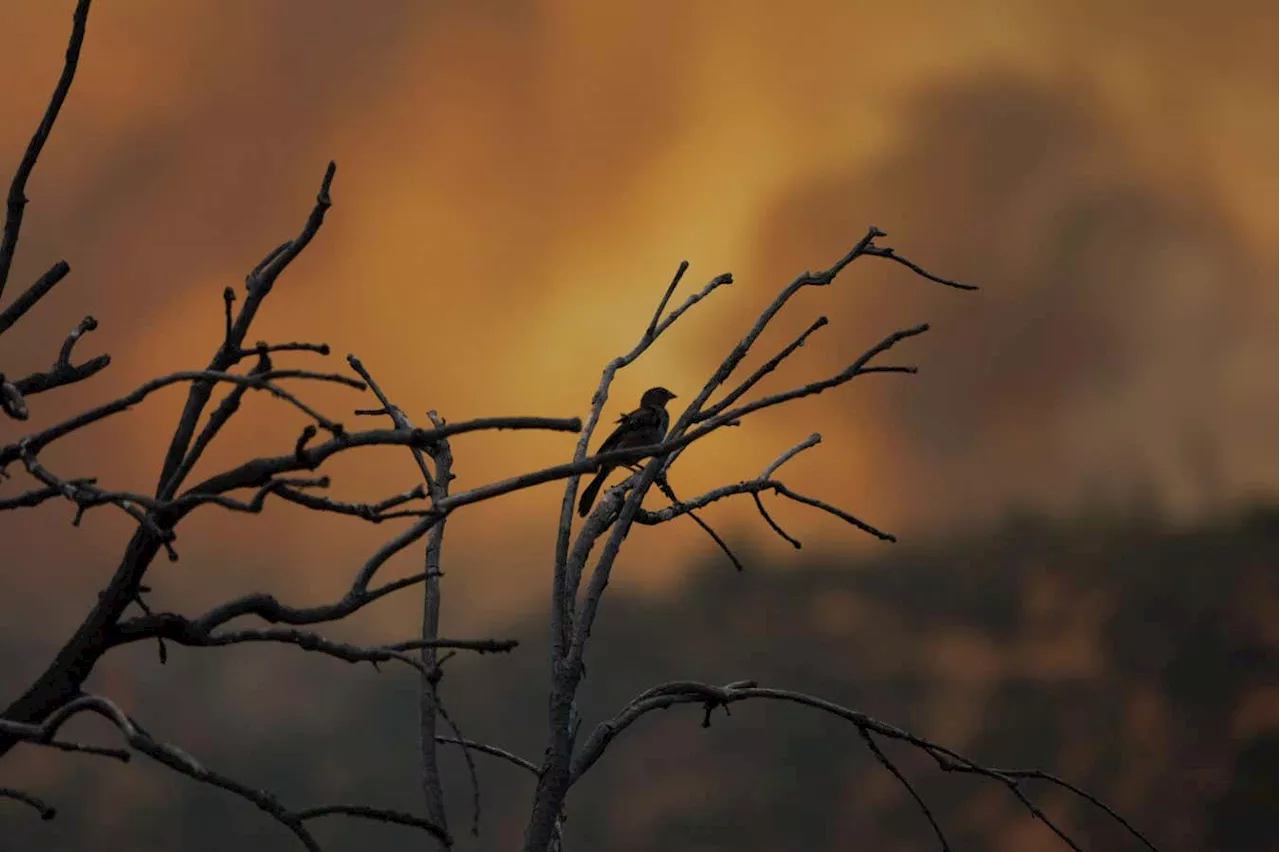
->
[[577, 386, 677, 517]]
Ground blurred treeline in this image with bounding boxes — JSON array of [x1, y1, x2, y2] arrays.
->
[[1, 502, 1274, 851]]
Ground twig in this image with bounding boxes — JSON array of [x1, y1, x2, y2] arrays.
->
[[699, 316, 829, 422], [436, 736, 540, 775], [155, 162, 339, 499], [295, 804, 449, 841], [644, 260, 689, 338], [0, 0, 92, 300], [232, 341, 330, 359], [435, 695, 482, 836], [653, 476, 743, 571], [859, 728, 950, 851], [0, 786, 55, 820], [3, 694, 451, 849], [552, 267, 734, 653], [343, 356, 452, 845], [0, 262, 70, 336], [1, 368, 365, 467], [862, 244, 978, 290], [8, 312, 110, 409]]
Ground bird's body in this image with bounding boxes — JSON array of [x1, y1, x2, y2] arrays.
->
[[577, 386, 676, 517]]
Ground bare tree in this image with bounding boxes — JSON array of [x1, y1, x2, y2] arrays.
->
[[0, 4, 1160, 851]]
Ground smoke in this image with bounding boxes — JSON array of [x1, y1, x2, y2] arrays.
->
[[0, 0, 1273, 631], [743, 74, 1277, 528]]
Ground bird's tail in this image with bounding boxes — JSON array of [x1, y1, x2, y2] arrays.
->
[[577, 468, 610, 517]]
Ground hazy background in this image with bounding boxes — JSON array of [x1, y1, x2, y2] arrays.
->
[[0, 0, 1275, 849]]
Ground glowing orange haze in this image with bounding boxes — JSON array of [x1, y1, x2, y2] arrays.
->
[[0, 0, 1274, 636]]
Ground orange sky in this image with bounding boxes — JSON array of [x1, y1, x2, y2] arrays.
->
[[0, 0, 1275, 641]]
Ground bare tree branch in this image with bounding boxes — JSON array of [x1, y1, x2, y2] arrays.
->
[[859, 727, 951, 851], [435, 736, 540, 775], [1, 367, 365, 469], [550, 265, 734, 664], [699, 315, 829, 422], [294, 804, 448, 839], [862, 244, 978, 291], [343, 355, 455, 843], [568, 679, 1156, 851], [154, 162, 339, 499], [0, 0, 92, 300], [2, 694, 450, 849], [0, 786, 56, 820], [0, 261, 70, 337], [10, 314, 111, 399], [653, 475, 744, 572], [418, 408, 453, 846], [104, 617, 515, 673], [522, 230, 970, 852]]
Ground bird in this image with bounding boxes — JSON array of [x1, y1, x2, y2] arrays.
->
[[577, 386, 677, 517]]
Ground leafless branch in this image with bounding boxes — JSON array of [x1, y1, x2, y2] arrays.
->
[[232, 341, 331, 359], [653, 475, 744, 572], [105, 617, 515, 674], [700, 315, 829, 421], [0, 480, 93, 511], [418, 407, 454, 846], [644, 259, 689, 338], [632, 433, 893, 545], [568, 679, 1145, 851], [527, 256, 738, 852], [0, 786, 56, 820], [435, 736, 540, 775], [859, 727, 951, 851], [342, 355, 454, 842], [114, 515, 443, 637], [0, 0, 92, 300], [3, 694, 449, 849], [862, 244, 978, 290], [434, 693, 483, 836], [294, 804, 448, 840], [0, 261, 69, 337], [7, 322, 111, 406], [0, 367, 365, 468], [154, 162, 339, 499], [522, 231, 971, 852]]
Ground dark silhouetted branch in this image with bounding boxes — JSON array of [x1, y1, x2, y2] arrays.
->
[[0, 786, 55, 820], [436, 736, 539, 775], [0, 0, 92, 300], [0, 261, 70, 336]]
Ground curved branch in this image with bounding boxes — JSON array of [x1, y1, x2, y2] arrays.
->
[[0, 786, 55, 821], [570, 680, 1156, 852], [0, 368, 365, 467], [10, 317, 111, 403], [435, 736, 540, 776], [3, 694, 450, 849], [862, 244, 978, 290], [859, 728, 951, 851], [296, 804, 448, 840]]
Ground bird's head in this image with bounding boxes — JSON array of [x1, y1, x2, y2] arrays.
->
[[640, 386, 677, 408]]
